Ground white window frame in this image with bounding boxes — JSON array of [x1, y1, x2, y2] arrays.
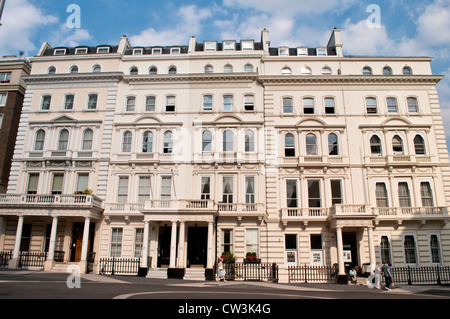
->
[[75, 48, 88, 55], [403, 233, 418, 266], [53, 48, 66, 55], [96, 47, 110, 54]]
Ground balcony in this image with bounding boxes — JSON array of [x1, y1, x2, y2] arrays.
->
[[364, 155, 434, 166], [374, 206, 449, 225]]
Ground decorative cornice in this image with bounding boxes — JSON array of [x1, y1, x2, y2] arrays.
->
[[22, 72, 124, 84], [125, 72, 258, 83], [257, 75, 443, 85]]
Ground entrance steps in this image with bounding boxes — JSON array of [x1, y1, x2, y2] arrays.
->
[[146, 268, 167, 279], [184, 268, 205, 281]]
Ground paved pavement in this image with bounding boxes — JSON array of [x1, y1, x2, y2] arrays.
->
[[0, 269, 449, 317]]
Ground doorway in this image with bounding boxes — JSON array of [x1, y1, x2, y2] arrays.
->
[[70, 222, 95, 262], [343, 232, 358, 270], [187, 226, 207, 268], [157, 226, 173, 267]]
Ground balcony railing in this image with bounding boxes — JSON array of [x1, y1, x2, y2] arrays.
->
[[143, 199, 215, 211], [374, 206, 448, 217], [0, 194, 103, 208]]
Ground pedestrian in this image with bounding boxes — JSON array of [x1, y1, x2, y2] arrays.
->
[[381, 260, 393, 290], [349, 267, 357, 284], [373, 262, 381, 289], [216, 256, 227, 282], [388, 262, 394, 289]]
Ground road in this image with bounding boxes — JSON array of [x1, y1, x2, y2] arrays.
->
[[1, 270, 449, 316]]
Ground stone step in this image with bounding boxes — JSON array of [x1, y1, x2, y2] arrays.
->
[[146, 268, 167, 279], [184, 268, 205, 281], [50, 263, 79, 273]]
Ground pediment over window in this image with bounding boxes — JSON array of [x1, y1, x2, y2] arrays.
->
[[212, 115, 243, 124], [51, 115, 77, 123], [296, 118, 326, 127], [381, 117, 413, 127], [133, 115, 163, 125]]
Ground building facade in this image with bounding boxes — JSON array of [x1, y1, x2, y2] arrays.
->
[[0, 29, 449, 283]]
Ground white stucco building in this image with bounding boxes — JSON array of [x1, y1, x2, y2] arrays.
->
[[0, 28, 449, 283]]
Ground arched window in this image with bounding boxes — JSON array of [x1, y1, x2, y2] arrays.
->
[[407, 97, 418, 113], [383, 66, 392, 75], [130, 67, 138, 75], [82, 128, 93, 150], [202, 130, 212, 152], [328, 133, 338, 155], [34, 129, 45, 151], [48, 66, 56, 74], [387, 97, 398, 113], [392, 135, 404, 154], [281, 67, 292, 75], [365, 97, 377, 114], [142, 131, 153, 153], [92, 64, 101, 73], [362, 67, 372, 75], [301, 67, 312, 75], [306, 133, 318, 155], [244, 64, 253, 72], [403, 66, 412, 75], [58, 129, 69, 151], [70, 65, 78, 74], [380, 236, 392, 264], [245, 130, 255, 152], [413, 134, 425, 155], [163, 131, 173, 153], [122, 131, 132, 152], [284, 133, 295, 157], [370, 135, 382, 155], [322, 67, 332, 75], [223, 130, 233, 152], [224, 64, 233, 73], [204, 65, 213, 73], [168, 66, 177, 74], [149, 66, 157, 74]]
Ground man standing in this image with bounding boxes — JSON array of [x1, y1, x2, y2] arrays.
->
[[381, 260, 393, 290]]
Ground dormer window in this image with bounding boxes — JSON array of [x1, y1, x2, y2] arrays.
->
[[279, 47, 289, 56], [54, 48, 66, 56], [223, 41, 235, 50], [316, 48, 327, 56], [241, 40, 254, 50], [152, 48, 162, 55], [170, 47, 181, 54], [133, 48, 143, 55], [204, 41, 217, 51], [96, 47, 110, 54], [297, 47, 308, 56], [75, 48, 88, 55]]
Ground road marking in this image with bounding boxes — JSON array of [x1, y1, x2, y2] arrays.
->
[[113, 290, 336, 299]]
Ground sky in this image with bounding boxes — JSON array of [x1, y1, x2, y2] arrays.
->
[[1, 0, 450, 148]]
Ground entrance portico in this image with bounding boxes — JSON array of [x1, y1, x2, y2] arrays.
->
[[141, 201, 217, 279]]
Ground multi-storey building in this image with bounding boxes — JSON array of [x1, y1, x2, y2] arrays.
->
[[0, 56, 30, 193], [0, 28, 449, 283]]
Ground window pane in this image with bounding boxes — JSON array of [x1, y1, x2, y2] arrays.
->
[[142, 131, 153, 153], [64, 95, 74, 109], [420, 182, 434, 207], [223, 95, 233, 111], [246, 229, 258, 254], [286, 180, 297, 207], [310, 234, 322, 250], [284, 133, 295, 157], [285, 234, 297, 250], [331, 180, 342, 205], [87, 94, 97, 109], [303, 98, 314, 114], [328, 133, 338, 155], [366, 97, 377, 114], [203, 95, 212, 111], [283, 98, 292, 113], [404, 235, 417, 264], [51, 173, 64, 194], [308, 180, 321, 207], [375, 183, 388, 207], [430, 235, 441, 264], [407, 97, 418, 113], [110, 228, 123, 257], [222, 176, 233, 203], [27, 174, 39, 194], [392, 135, 403, 154], [76, 173, 89, 192], [414, 135, 425, 155], [245, 176, 255, 204], [202, 130, 212, 152], [370, 135, 382, 155], [398, 182, 411, 207], [306, 134, 317, 155], [245, 130, 254, 152], [163, 131, 173, 153], [325, 98, 335, 114], [82, 129, 93, 150], [117, 177, 129, 203], [58, 130, 69, 150], [223, 130, 233, 152], [387, 97, 397, 113], [122, 131, 132, 152], [35, 130, 45, 151], [146, 96, 156, 111], [380, 236, 391, 263], [161, 176, 171, 199], [201, 176, 210, 199], [138, 176, 151, 203]]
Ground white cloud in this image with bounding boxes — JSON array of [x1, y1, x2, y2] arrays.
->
[[129, 5, 212, 46], [0, 0, 58, 56], [48, 23, 93, 48]]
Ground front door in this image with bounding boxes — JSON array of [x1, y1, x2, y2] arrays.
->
[[157, 226, 172, 267], [343, 232, 358, 270], [71, 223, 84, 262], [187, 227, 207, 267]]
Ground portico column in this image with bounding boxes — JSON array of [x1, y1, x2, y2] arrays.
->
[[169, 221, 177, 268], [9, 215, 24, 269], [177, 221, 185, 268], [336, 226, 345, 276], [80, 217, 90, 262], [367, 226, 376, 267], [207, 221, 214, 268], [141, 220, 150, 268], [47, 216, 58, 261]]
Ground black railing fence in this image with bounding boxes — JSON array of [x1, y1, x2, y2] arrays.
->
[[390, 266, 450, 285], [99, 257, 141, 275], [0, 251, 12, 267], [288, 265, 338, 283], [219, 263, 278, 282], [18, 251, 47, 268]]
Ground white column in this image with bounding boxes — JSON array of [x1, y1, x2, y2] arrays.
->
[[47, 216, 58, 261], [141, 220, 150, 268], [169, 221, 177, 268], [336, 226, 345, 276], [177, 221, 185, 268], [12, 215, 24, 259], [80, 217, 90, 262], [207, 221, 214, 268], [367, 226, 376, 267]]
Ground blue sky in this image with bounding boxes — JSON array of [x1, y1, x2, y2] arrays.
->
[[1, 0, 450, 148]]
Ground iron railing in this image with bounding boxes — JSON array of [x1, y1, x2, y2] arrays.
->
[[0, 251, 12, 267], [221, 263, 278, 282], [288, 265, 338, 283], [99, 257, 141, 275], [390, 266, 450, 285], [18, 251, 47, 268]]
